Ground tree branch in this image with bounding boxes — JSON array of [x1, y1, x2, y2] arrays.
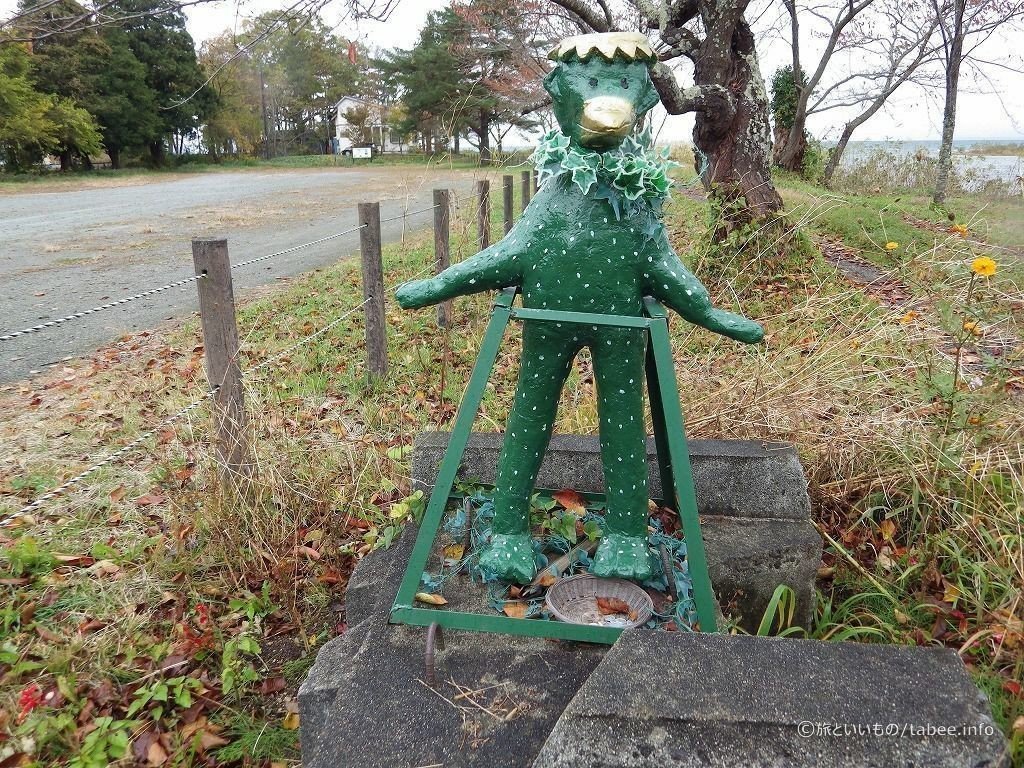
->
[[649, 62, 735, 119], [546, 0, 611, 32]]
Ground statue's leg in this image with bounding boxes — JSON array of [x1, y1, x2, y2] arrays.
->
[[589, 326, 653, 581], [480, 321, 578, 583]]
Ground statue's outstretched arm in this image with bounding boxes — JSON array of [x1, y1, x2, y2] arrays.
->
[[395, 241, 523, 309], [646, 243, 764, 344]]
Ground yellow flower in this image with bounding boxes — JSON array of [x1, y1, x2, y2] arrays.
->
[[885, 241, 899, 251], [971, 256, 997, 276], [949, 223, 969, 237]]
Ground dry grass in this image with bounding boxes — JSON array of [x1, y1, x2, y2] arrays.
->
[[0, 172, 1022, 764]]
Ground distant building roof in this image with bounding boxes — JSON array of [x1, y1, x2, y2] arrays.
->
[[335, 96, 384, 111]]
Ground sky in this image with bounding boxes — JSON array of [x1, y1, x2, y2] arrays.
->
[[4, 0, 1022, 145]]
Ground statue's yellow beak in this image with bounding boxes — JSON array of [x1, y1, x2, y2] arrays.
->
[[579, 97, 635, 148]]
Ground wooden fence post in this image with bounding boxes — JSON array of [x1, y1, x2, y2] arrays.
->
[[533, 169, 539, 193], [521, 170, 531, 212], [503, 175, 514, 234], [475, 179, 490, 250], [434, 188, 452, 328], [191, 237, 251, 484], [358, 202, 388, 377]]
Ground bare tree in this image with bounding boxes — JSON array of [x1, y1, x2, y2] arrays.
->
[[930, 0, 1024, 204], [545, 0, 785, 224], [772, 0, 878, 171], [820, 3, 941, 184]]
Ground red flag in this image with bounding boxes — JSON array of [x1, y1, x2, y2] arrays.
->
[[348, 41, 357, 65]]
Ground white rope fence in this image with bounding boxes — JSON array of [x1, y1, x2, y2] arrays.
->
[[0, 201, 449, 344], [2, 220, 452, 525]]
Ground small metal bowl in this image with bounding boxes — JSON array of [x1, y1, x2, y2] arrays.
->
[[545, 574, 653, 629]]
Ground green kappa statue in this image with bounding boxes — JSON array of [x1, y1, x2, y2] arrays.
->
[[396, 32, 763, 584]]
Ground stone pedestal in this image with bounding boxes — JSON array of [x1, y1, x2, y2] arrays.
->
[[411, 432, 822, 630], [298, 528, 1009, 768], [299, 527, 606, 768], [533, 630, 1009, 768]]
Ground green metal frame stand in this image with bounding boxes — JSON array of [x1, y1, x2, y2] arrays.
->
[[390, 287, 718, 643]]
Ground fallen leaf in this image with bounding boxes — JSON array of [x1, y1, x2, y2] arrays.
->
[[53, 554, 95, 568], [293, 546, 321, 560], [414, 593, 447, 606], [92, 560, 121, 576], [282, 711, 300, 730], [442, 543, 464, 561], [879, 519, 896, 541], [260, 676, 286, 695], [35, 625, 63, 642], [78, 618, 106, 634], [596, 596, 631, 616], [553, 489, 587, 515], [537, 571, 557, 588], [108, 486, 126, 502], [198, 731, 229, 750], [146, 740, 168, 766], [502, 602, 528, 619], [135, 493, 166, 507]]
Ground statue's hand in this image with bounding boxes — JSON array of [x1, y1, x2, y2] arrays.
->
[[395, 279, 437, 309], [728, 316, 765, 344], [708, 309, 764, 344]]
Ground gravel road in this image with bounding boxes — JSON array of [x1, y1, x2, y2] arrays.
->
[[0, 165, 483, 384]]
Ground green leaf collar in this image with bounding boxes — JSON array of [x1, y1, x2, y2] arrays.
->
[[530, 127, 679, 203]]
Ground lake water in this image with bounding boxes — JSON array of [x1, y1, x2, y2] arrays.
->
[[840, 140, 1023, 187]]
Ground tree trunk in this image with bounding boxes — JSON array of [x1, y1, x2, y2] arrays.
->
[[822, 124, 854, 187], [691, 19, 784, 225], [775, 0, 806, 172], [478, 109, 491, 167], [454, 132, 461, 154], [775, 124, 806, 172], [109, 147, 121, 170], [771, 121, 789, 165], [934, 0, 965, 205], [149, 140, 165, 167], [59, 149, 71, 172]]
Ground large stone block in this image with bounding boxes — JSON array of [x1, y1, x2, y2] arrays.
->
[[533, 630, 1009, 768], [298, 527, 607, 768], [412, 432, 821, 629]]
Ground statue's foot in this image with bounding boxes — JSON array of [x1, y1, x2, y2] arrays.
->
[[479, 533, 537, 584], [592, 533, 653, 581]]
